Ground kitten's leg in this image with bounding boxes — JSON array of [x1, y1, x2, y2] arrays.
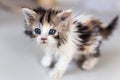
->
[[74, 54, 87, 68], [41, 51, 54, 68], [41, 53, 53, 67], [82, 56, 99, 70], [82, 50, 100, 70], [75, 46, 100, 70], [49, 50, 74, 80]]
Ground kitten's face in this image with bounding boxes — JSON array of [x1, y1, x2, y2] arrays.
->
[[22, 7, 72, 45], [32, 21, 58, 44]]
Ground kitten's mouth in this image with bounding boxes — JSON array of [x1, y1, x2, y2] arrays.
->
[[41, 41, 47, 44]]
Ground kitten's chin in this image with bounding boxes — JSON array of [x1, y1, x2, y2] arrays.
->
[[41, 41, 47, 44], [40, 40, 49, 45]]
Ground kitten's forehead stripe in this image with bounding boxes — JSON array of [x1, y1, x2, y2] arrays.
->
[[33, 7, 62, 24], [47, 10, 51, 23], [39, 12, 45, 24]]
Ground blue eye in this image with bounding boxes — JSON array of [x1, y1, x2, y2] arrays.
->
[[34, 28, 41, 34], [49, 29, 56, 35]]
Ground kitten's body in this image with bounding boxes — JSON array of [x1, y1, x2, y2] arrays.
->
[[22, 7, 118, 80]]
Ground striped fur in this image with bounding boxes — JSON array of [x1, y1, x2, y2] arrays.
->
[[22, 7, 119, 80]]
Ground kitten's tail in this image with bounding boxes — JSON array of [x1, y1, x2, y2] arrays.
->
[[101, 16, 119, 39]]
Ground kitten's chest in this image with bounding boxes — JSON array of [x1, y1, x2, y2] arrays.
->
[[42, 43, 58, 53]]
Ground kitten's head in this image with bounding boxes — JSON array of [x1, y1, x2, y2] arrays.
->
[[22, 7, 72, 45]]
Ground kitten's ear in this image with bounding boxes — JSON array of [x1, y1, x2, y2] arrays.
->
[[22, 8, 37, 25], [57, 9, 72, 22]]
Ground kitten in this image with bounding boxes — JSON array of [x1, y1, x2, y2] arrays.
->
[[22, 7, 119, 80]]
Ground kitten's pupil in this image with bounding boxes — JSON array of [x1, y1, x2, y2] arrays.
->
[[49, 29, 56, 35], [34, 28, 41, 34]]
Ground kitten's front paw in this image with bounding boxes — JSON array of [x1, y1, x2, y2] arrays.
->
[[49, 70, 64, 80], [41, 57, 52, 67], [82, 58, 98, 70]]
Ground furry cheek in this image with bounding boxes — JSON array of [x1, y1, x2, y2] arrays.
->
[[36, 36, 41, 44], [47, 36, 58, 44]]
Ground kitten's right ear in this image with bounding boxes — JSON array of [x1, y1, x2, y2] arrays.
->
[[57, 9, 72, 22], [22, 8, 37, 25]]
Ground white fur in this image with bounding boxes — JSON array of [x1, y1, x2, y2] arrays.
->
[[41, 44, 58, 67], [41, 55, 52, 67]]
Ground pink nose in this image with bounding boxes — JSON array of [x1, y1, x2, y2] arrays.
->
[[41, 38, 47, 40]]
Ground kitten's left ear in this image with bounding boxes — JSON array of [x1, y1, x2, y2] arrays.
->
[[22, 8, 37, 25], [57, 9, 72, 22]]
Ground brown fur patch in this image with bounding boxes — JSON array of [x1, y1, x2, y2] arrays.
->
[[83, 18, 102, 31], [100, 16, 119, 39]]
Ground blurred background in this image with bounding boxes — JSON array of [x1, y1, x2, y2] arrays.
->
[[0, 0, 120, 80]]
